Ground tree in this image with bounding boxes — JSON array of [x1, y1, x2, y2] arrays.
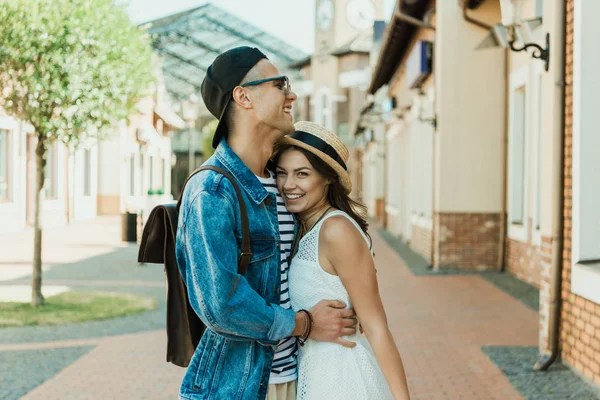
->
[[0, 0, 154, 306]]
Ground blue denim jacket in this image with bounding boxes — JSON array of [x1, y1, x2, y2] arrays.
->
[[176, 140, 297, 400]]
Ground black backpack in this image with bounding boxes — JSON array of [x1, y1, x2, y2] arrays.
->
[[137, 165, 253, 367]]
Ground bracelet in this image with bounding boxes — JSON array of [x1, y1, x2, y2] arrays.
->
[[297, 309, 313, 346], [297, 310, 308, 346]]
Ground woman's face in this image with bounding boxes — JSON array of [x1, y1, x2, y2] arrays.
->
[[276, 149, 329, 214]]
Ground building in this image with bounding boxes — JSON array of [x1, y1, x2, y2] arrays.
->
[[561, 0, 600, 388], [290, 0, 386, 203], [96, 79, 184, 220], [361, 0, 600, 389], [364, 0, 506, 269], [0, 72, 183, 234], [0, 111, 100, 233]]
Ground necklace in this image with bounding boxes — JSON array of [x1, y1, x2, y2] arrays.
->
[[301, 205, 334, 234], [291, 205, 333, 259]]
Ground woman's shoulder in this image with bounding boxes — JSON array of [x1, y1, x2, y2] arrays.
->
[[319, 211, 366, 248]]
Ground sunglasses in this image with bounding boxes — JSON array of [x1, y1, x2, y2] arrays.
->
[[240, 75, 292, 95]]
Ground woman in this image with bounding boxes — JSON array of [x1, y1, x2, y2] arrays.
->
[[273, 121, 411, 400]]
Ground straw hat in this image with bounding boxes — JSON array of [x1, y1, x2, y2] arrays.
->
[[277, 121, 352, 194]]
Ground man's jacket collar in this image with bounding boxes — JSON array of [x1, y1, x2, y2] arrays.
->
[[215, 139, 270, 205]]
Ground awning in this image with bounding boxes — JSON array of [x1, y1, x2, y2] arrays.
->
[[154, 102, 185, 130], [368, 0, 431, 94]]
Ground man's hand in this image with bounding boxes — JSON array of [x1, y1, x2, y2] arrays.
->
[[309, 300, 357, 348]]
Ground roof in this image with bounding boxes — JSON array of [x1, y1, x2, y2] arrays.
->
[[288, 56, 312, 70], [367, 0, 431, 94], [331, 33, 373, 57], [144, 3, 308, 102]]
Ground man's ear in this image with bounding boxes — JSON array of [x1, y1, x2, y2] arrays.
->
[[232, 86, 253, 110]]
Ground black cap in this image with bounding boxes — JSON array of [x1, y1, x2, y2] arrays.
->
[[201, 46, 268, 148]]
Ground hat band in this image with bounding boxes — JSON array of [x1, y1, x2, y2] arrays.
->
[[290, 131, 347, 171]]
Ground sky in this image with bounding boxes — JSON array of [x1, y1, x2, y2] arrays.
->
[[123, 0, 396, 54]]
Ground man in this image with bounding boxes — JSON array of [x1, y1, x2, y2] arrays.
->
[[176, 46, 357, 400]]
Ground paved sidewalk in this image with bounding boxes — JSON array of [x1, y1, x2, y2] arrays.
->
[[0, 216, 127, 281], [0, 217, 185, 400], [1, 217, 597, 399]]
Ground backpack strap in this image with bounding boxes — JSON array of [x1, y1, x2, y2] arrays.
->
[[177, 166, 253, 274]]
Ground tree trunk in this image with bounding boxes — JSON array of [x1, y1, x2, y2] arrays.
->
[[31, 135, 46, 307]]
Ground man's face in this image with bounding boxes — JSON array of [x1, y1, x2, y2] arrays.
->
[[247, 60, 297, 136]]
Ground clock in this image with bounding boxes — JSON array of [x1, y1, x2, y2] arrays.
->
[[346, 0, 376, 31], [317, 0, 334, 32]]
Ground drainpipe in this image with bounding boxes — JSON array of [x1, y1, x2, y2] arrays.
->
[[534, 0, 566, 372]]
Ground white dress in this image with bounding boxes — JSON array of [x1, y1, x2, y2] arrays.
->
[[289, 210, 394, 400]]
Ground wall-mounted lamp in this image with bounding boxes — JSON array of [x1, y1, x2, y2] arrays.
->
[[500, 0, 550, 71]]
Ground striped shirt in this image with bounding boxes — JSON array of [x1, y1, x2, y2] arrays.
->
[[257, 171, 298, 384]]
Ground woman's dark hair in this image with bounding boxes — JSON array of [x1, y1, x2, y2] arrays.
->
[[274, 144, 372, 248]]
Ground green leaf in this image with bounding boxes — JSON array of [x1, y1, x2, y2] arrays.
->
[[0, 0, 155, 147]]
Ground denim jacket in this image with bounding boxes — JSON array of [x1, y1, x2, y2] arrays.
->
[[176, 139, 297, 400]]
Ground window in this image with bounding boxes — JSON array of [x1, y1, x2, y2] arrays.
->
[[571, 0, 600, 304], [0, 129, 9, 202], [83, 149, 92, 196], [44, 142, 57, 200], [572, 0, 600, 264], [509, 84, 527, 226]]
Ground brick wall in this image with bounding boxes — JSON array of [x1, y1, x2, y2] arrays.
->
[[434, 212, 501, 270], [506, 220, 543, 288], [411, 223, 432, 263], [560, 0, 600, 386]]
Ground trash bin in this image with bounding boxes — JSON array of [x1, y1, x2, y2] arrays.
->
[[122, 212, 137, 242]]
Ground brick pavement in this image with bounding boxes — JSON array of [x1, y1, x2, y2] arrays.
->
[[373, 230, 537, 400], [19, 331, 184, 400], [0, 217, 543, 399]]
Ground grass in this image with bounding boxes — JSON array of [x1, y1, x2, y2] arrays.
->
[[0, 291, 157, 327]]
